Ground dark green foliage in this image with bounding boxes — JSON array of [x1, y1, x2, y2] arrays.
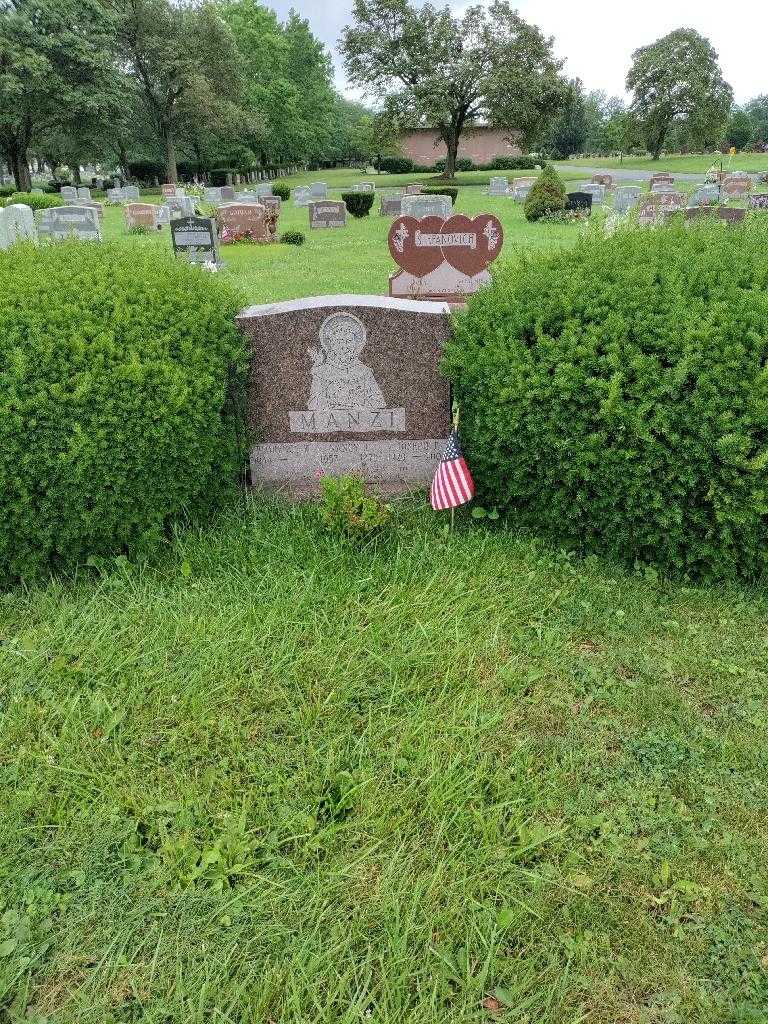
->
[[524, 164, 566, 221], [0, 242, 247, 585], [435, 157, 474, 172], [8, 191, 64, 211], [491, 155, 538, 170], [341, 191, 375, 217], [319, 475, 390, 539], [210, 168, 235, 186], [0, 185, 16, 197], [127, 160, 165, 183], [444, 220, 768, 580], [272, 182, 291, 201], [379, 156, 414, 174], [423, 187, 458, 203], [280, 230, 305, 245]]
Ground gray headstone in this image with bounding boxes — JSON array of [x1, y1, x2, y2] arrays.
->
[[205, 186, 223, 205], [0, 203, 36, 249], [60, 185, 78, 203], [77, 187, 91, 201], [580, 183, 606, 204], [38, 205, 101, 241], [293, 186, 311, 207], [380, 196, 403, 217], [255, 183, 273, 198], [489, 177, 511, 196], [309, 182, 328, 200], [236, 295, 452, 491], [170, 214, 221, 266], [401, 195, 453, 218], [122, 185, 140, 201], [309, 200, 347, 229], [749, 193, 768, 210], [614, 186, 642, 214], [689, 185, 720, 208], [220, 185, 235, 202]]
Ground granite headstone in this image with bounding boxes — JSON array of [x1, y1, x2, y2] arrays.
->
[[309, 200, 347, 229], [170, 215, 221, 265], [38, 205, 101, 241]]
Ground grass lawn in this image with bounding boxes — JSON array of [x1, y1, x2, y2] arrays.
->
[[4, 169, 768, 1023], [555, 154, 768, 175]]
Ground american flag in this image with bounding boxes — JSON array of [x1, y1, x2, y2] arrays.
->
[[430, 430, 476, 511]]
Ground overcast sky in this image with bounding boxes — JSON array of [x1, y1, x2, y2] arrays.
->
[[267, 0, 766, 105]]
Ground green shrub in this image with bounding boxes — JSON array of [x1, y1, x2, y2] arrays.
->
[[444, 219, 768, 580], [210, 168, 235, 187], [9, 191, 65, 211], [319, 475, 390, 541], [128, 159, 165, 183], [280, 230, 305, 246], [492, 155, 538, 170], [0, 184, 15, 198], [273, 182, 290, 201], [423, 187, 459, 203], [379, 156, 414, 175], [341, 192, 375, 218], [435, 157, 474, 172], [0, 242, 247, 585], [524, 165, 566, 222]]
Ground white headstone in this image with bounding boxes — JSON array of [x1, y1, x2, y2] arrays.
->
[[0, 203, 36, 249], [580, 183, 606, 204], [401, 194, 453, 218], [77, 186, 91, 201], [614, 186, 642, 214], [60, 185, 77, 203], [309, 182, 328, 200], [489, 177, 511, 196]]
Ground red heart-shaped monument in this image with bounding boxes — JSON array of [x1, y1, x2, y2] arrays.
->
[[388, 215, 445, 277], [440, 214, 504, 277]]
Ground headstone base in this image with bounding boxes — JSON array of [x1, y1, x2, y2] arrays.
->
[[389, 264, 490, 305]]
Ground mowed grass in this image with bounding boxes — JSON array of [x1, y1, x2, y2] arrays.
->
[[4, 169, 768, 1022], [2, 499, 768, 1023], [555, 154, 768, 174]]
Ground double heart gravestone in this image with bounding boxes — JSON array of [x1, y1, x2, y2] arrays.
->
[[235, 295, 452, 491], [388, 212, 503, 305]]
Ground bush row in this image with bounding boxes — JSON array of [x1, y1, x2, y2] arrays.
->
[[8, 192, 65, 211], [378, 154, 539, 175], [445, 218, 768, 581], [0, 243, 247, 586]]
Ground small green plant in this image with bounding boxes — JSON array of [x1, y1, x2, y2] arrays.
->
[[319, 475, 391, 540], [341, 192, 375, 218], [280, 230, 305, 246], [273, 182, 291, 201], [8, 191, 65, 211], [524, 164, 566, 222]]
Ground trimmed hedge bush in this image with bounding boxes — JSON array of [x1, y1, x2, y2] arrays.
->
[[492, 155, 538, 170], [273, 182, 291, 201], [8, 191, 65, 211], [341, 192, 375, 218], [379, 156, 414, 174], [444, 219, 768, 580], [524, 164, 566, 221], [435, 157, 474, 172], [280, 230, 305, 245], [423, 187, 459, 203], [0, 242, 247, 585]]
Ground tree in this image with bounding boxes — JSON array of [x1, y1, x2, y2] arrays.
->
[[626, 29, 732, 159], [0, 0, 122, 190], [340, 0, 565, 179], [119, 0, 243, 182], [745, 95, 768, 146], [725, 107, 756, 151], [546, 80, 588, 158]]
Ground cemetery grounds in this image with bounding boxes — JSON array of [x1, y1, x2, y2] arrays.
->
[[3, 163, 768, 1023]]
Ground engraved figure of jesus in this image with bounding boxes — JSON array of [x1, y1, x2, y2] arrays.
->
[[307, 313, 386, 412]]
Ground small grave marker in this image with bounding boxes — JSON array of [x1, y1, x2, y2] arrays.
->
[[170, 214, 221, 265], [309, 200, 347, 229]]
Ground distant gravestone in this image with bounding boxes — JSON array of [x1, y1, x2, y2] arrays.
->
[[388, 212, 503, 304], [749, 193, 768, 209], [614, 186, 642, 214], [261, 195, 282, 214], [309, 200, 347, 229], [722, 176, 752, 199], [107, 187, 123, 203], [637, 191, 686, 225], [489, 177, 511, 197], [165, 195, 196, 217], [406, 184, 423, 195], [591, 173, 613, 188], [689, 185, 720, 208], [217, 202, 276, 243], [77, 186, 91, 201], [354, 181, 375, 193], [512, 176, 536, 200], [401, 194, 453, 219], [122, 185, 140, 201], [235, 295, 452, 490], [0, 203, 36, 249], [205, 186, 223, 204], [683, 207, 746, 225], [170, 214, 221, 266], [220, 185, 236, 202], [60, 185, 77, 203], [255, 183, 273, 198], [293, 186, 311, 207], [38, 205, 101, 241], [579, 183, 605, 204], [649, 173, 674, 189], [162, 184, 177, 198], [309, 182, 328, 200], [125, 203, 160, 230], [565, 192, 593, 214], [380, 195, 403, 217]]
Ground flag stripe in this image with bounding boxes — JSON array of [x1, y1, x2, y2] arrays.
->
[[430, 430, 476, 511]]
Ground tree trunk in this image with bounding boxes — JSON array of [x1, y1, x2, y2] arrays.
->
[[72, 164, 82, 185], [164, 129, 177, 183], [11, 148, 32, 191]]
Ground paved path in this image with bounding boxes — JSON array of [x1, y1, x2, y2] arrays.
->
[[557, 164, 706, 182]]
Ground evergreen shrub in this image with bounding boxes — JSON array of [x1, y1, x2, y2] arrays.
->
[[9, 192, 65, 211], [444, 220, 768, 580], [524, 164, 566, 221], [0, 242, 247, 584], [423, 187, 459, 203], [379, 157, 414, 174], [341, 192, 375, 217]]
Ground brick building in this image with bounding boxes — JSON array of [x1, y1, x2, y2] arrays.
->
[[397, 127, 522, 168]]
